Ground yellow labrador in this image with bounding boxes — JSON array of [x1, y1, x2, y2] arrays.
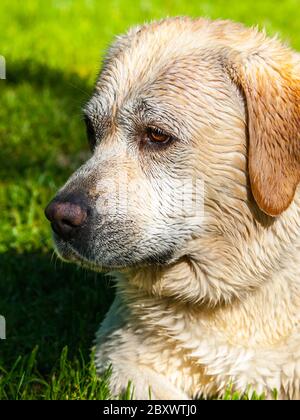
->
[[45, 18, 300, 399]]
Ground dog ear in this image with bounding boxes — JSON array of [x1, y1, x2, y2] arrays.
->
[[226, 49, 300, 216]]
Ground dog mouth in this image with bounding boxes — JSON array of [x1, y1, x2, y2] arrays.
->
[[53, 235, 113, 272], [53, 231, 177, 272], [46, 194, 182, 270]]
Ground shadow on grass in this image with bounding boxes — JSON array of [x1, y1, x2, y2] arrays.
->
[[6, 59, 94, 92], [0, 59, 95, 184], [0, 59, 115, 377], [0, 251, 114, 372]]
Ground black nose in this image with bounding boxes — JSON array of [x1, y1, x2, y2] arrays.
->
[[45, 195, 88, 240]]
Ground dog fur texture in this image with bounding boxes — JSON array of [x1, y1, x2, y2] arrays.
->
[[49, 18, 300, 399]]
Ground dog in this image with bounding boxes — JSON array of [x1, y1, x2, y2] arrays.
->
[[45, 17, 300, 399]]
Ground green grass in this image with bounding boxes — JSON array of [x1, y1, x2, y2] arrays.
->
[[1, 0, 299, 400]]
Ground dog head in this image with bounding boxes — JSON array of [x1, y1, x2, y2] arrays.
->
[[45, 18, 300, 301]]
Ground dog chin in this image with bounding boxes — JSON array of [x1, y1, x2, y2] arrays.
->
[[53, 238, 103, 271], [52, 235, 131, 272], [53, 238, 76, 263], [53, 232, 177, 272]]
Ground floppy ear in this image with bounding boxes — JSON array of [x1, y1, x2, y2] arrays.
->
[[226, 50, 300, 216]]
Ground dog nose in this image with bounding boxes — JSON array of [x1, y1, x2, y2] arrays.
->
[[45, 195, 88, 240]]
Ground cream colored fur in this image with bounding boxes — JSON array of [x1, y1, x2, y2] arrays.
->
[[51, 17, 300, 399], [93, 18, 300, 400]]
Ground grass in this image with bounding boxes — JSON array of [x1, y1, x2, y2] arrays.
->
[[0, 0, 299, 400]]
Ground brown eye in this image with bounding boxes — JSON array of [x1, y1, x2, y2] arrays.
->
[[146, 127, 172, 144]]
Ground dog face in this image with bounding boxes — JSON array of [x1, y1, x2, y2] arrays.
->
[[45, 18, 300, 296]]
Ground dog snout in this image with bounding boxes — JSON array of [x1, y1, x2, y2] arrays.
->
[[45, 194, 89, 240]]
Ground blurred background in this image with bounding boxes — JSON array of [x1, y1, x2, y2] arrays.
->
[[1, 0, 300, 399]]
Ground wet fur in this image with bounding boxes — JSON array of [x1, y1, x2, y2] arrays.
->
[[51, 18, 300, 399]]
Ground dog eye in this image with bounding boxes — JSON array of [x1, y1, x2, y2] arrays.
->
[[84, 116, 96, 150], [146, 127, 172, 144]]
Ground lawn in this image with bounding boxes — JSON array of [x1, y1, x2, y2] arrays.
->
[[0, 0, 299, 400]]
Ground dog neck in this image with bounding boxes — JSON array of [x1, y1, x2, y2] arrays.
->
[[115, 265, 300, 349], [116, 234, 300, 348]]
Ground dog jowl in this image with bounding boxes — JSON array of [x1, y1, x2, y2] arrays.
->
[[45, 18, 300, 399]]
